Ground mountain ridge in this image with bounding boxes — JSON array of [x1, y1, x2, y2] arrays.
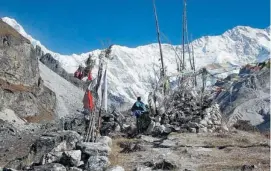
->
[[2, 17, 270, 108], [2, 17, 270, 57]]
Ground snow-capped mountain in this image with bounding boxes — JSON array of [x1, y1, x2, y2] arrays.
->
[[2, 17, 270, 109]]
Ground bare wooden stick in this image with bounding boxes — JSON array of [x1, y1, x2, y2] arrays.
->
[[153, 0, 166, 94], [84, 110, 93, 142]]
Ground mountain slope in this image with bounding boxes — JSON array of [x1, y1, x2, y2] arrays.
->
[[2, 17, 270, 109], [39, 62, 84, 118], [215, 64, 270, 129]]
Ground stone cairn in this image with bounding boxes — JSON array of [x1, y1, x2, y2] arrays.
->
[[148, 90, 224, 135]]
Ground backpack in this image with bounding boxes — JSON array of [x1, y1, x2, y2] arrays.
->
[[131, 101, 145, 112]]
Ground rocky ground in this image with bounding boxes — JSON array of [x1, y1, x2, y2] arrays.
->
[[109, 131, 270, 171], [0, 116, 269, 171]]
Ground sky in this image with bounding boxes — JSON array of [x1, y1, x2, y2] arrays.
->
[[0, 0, 269, 54]]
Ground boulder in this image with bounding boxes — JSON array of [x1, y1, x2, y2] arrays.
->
[[77, 142, 111, 156], [85, 156, 110, 171], [42, 151, 63, 164], [30, 131, 82, 164], [60, 150, 82, 167], [164, 125, 172, 134]]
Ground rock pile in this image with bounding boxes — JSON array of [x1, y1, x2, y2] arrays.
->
[[147, 90, 224, 135], [100, 110, 125, 136], [4, 130, 121, 171], [63, 114, 89, 136]]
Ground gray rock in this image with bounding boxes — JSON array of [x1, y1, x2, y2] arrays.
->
[[190, 128, 197, 133], [96, 136, 112, 147], [154, 116, 161, 123], [33, 163, 66, 171], [144, 158, 177, 170], [134, 166, 152, 171], [198, 124, 206, 128], [159, 139, 177, 148], [213, 120, 221, 125], [67, 167, 82, 171], [207, 120, 213, 125], [187, 122, 199, 128], [85, 156, 110, 171], [114, 125, 121, 132], [42, 151, 63, 164], [30, 131, 82, 164], [64, 115, 88, 136], [241, 164, 257, 171], [164, 125, 172, 134], [106, 166, 125, 171], [199, 127, 208, 133], [77, 142, 111, 156], [199, 119, 208, 126], [145, 120, 155, 135], [140, 135, 160, 143], [152, 124, 165, 135], [61, 150, 82, 167]]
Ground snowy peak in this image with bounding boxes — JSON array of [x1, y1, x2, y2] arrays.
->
[[1, 17, 48, 52], [2, 17, 29, 39]]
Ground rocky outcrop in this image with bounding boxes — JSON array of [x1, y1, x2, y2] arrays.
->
[[39, 53, 89, 90], [0, 19, 56, 121], [215, 62, 270, 130]]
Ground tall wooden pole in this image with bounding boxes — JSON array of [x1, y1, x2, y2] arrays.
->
[[153, 0, 165, 79], [182, 0, 187, 70]]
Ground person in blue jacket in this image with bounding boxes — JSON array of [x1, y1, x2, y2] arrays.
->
[[131, 97, 147, 134]]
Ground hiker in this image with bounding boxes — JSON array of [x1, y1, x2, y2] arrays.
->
[[131, 97, 147, 134]]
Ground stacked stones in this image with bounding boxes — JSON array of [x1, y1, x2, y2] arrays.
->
[[100, 110, 125, 136], [4, 131, 121, 171], [151, 90, 223, 134]]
